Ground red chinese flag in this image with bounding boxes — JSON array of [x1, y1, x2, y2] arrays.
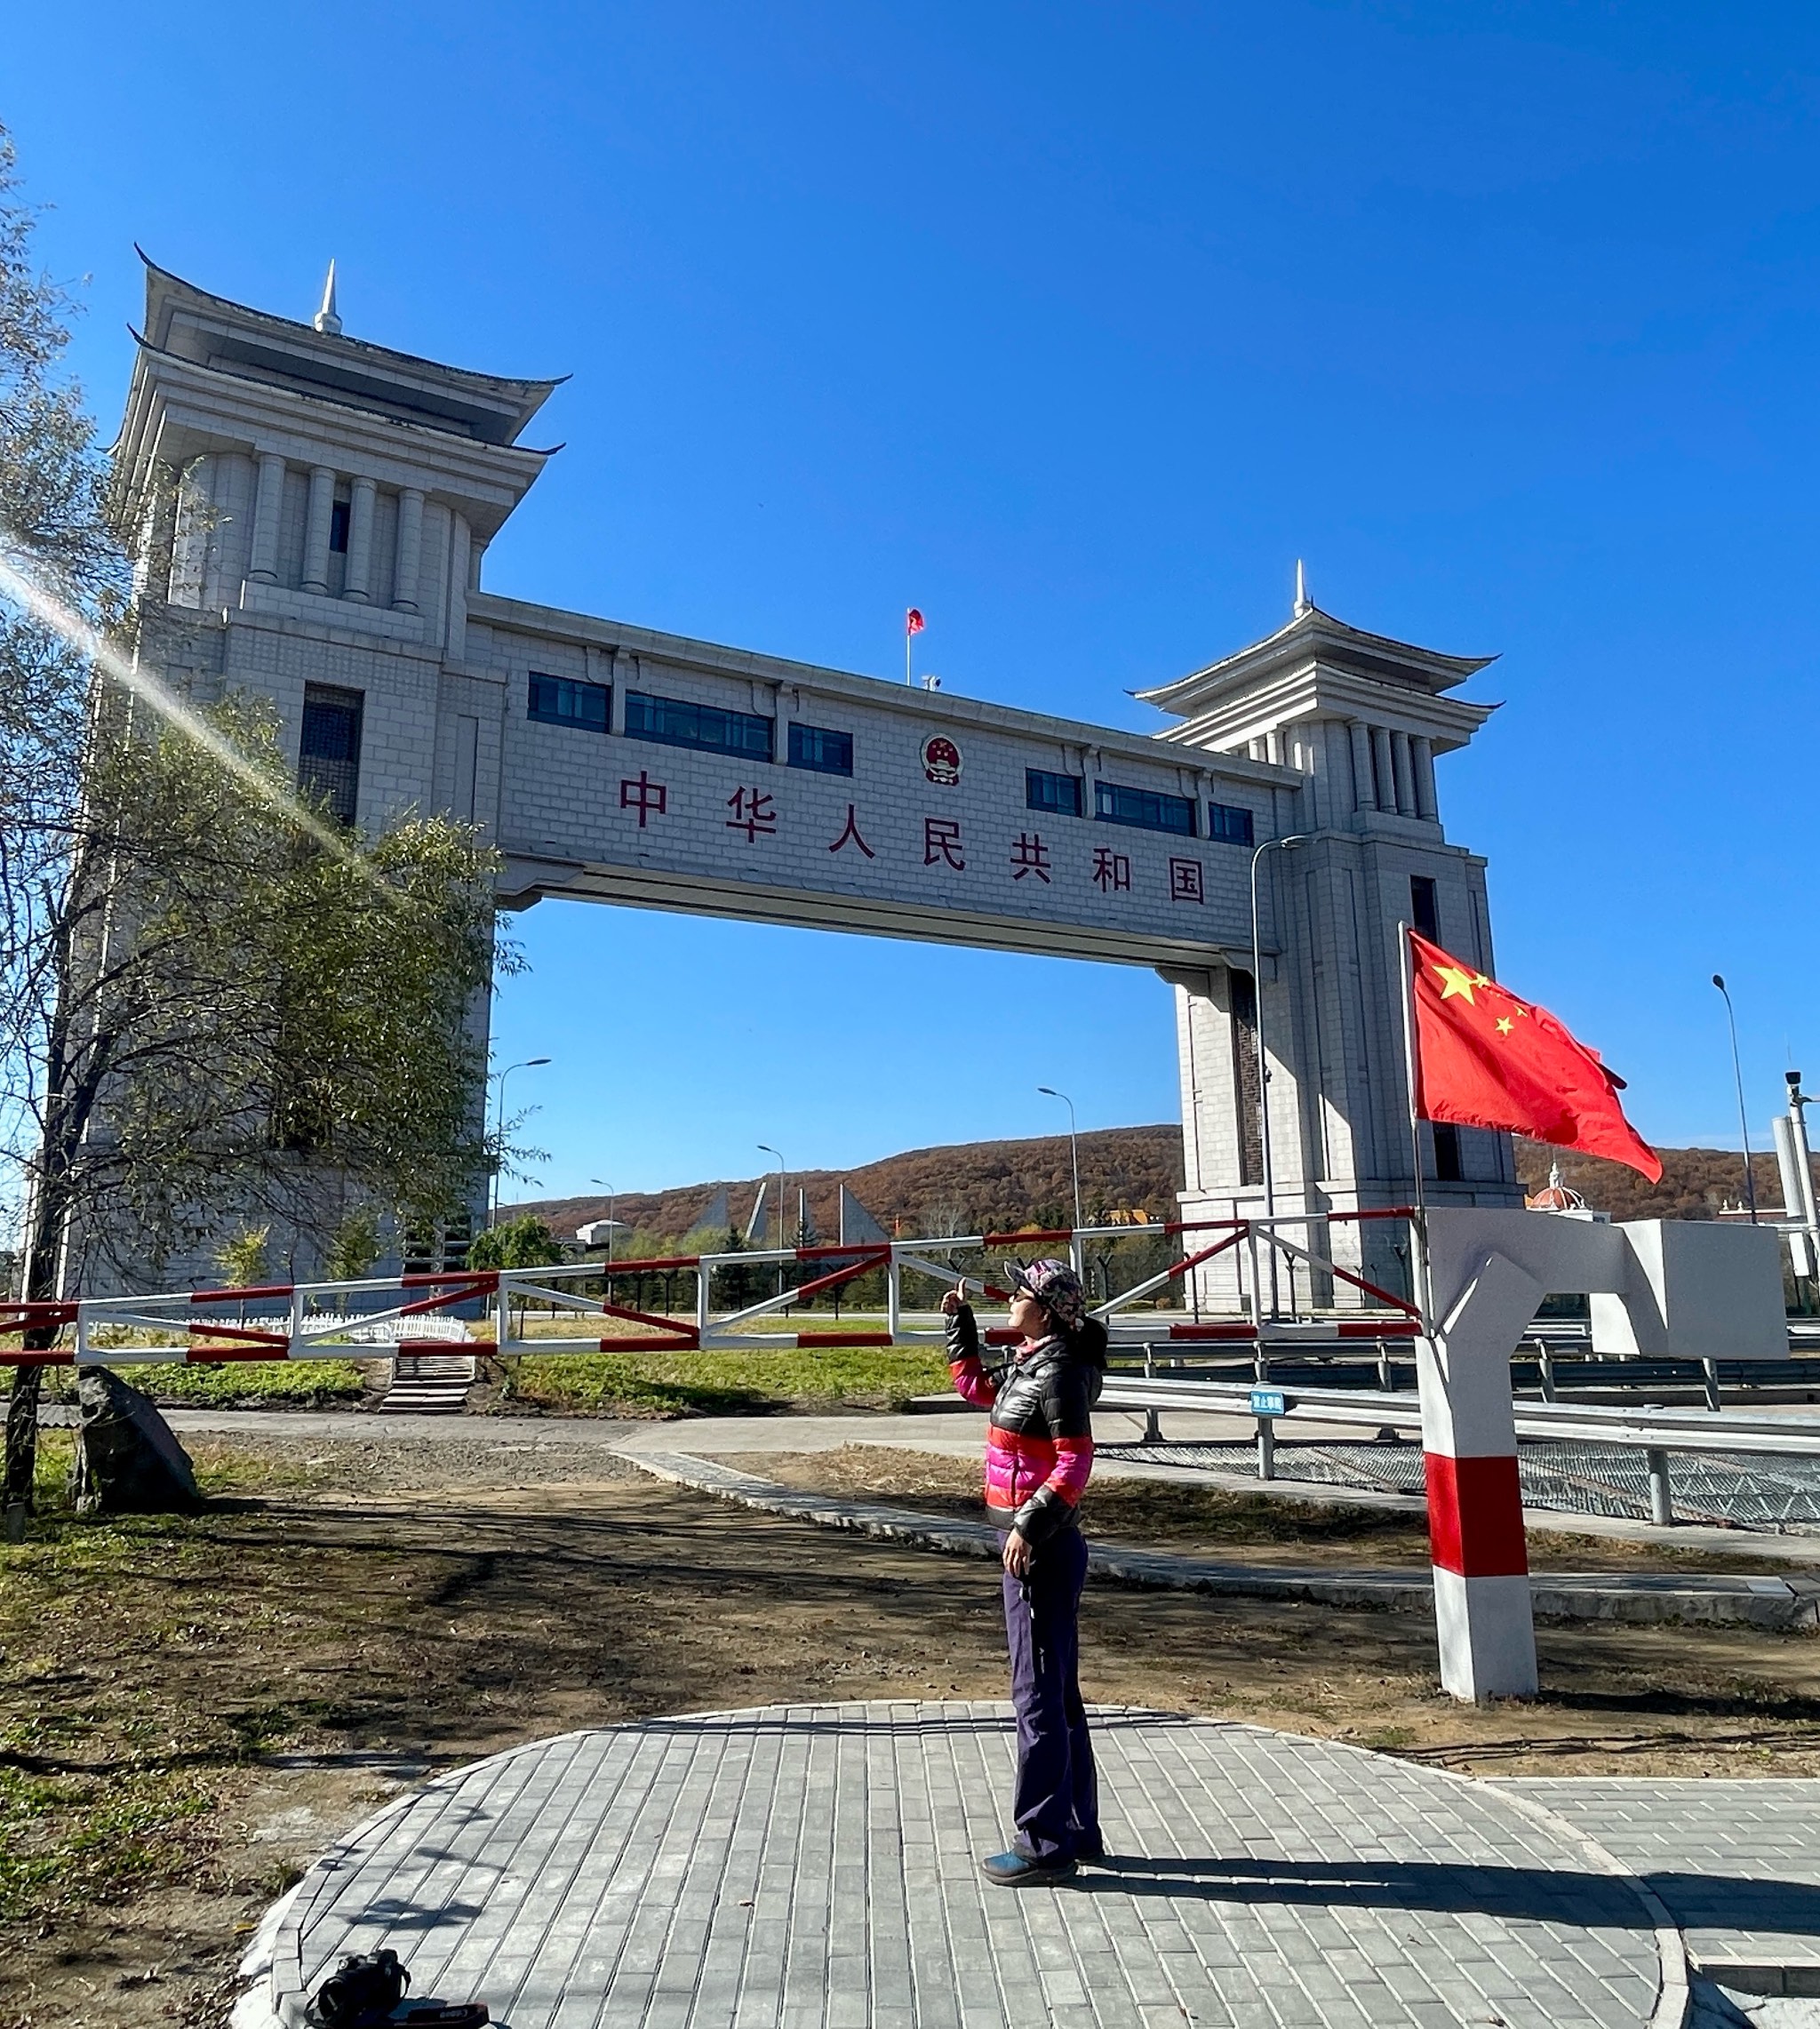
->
[[1409, 932, 1662, 1182], [906, 607, 925, 635]]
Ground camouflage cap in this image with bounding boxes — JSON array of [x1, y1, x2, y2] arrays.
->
[[1002, 1257, 1088, 1332]]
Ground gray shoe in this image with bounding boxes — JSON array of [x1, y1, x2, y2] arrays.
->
[[980, 1849, 1078, 1888]]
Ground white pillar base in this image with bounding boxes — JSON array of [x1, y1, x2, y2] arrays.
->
[[1433, 1568, 1537, 1702]]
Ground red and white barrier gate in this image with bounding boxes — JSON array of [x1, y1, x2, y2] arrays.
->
[[0, 1211, 1421, 1367]]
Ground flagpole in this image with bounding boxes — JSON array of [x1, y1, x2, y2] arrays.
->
[[1397, 920, 1434, 1334], [906, 620, 912, 688]]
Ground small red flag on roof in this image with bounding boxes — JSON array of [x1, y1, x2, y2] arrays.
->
[[1409, 931, 1662, 1182], [906, 608, 925, 635]]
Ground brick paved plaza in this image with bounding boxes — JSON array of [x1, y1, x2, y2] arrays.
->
[[231, 1701, 1819, 2029]]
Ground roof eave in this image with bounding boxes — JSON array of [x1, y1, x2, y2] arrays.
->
[[1138, 603, 1498, 717], [137, 251, 568, 438]]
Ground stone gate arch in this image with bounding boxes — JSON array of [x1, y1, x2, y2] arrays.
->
[[107, 257, 1523, 1287]]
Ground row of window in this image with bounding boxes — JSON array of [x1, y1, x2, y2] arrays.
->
[[293, 670, 1273, 853], [526, 674, 1257, 843], [1026, 770, 1253, 843], [530, 675, 850, 774]]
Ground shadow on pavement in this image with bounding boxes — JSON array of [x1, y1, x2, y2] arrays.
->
[[1074, 1856, 1820, 1943]]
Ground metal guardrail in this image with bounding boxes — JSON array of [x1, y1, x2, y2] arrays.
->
[[1096, 1374, 1820, 1526]]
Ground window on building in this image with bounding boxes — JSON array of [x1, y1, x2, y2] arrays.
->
[[1228, 967, 1264, 1186], [1208, 801, 1255, 846], [299, 683, 363, 825], [625, 690, 773, 763], [787, 722, 854, 775], [1410, 875, 1440, 942], [1094, 780, 1197, 835], [1432, 1122, 1464, 1182], [328, 499, 350, 554], [529, 671, 611, 732], [1026, 768, 1084, 818]]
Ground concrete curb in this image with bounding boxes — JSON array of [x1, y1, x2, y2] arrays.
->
[[1483, 1781, 1692, 2029], [631, 1450, 1820, 1629]]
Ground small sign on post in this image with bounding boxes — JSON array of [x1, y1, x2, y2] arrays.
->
[[1249, 1386, 1288, 1418]]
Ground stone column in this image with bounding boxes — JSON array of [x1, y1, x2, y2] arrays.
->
[[1347, 720, 1376, 811], [1369, 726, 1394, 815], [301, 465, 336, 594], [342, 475, 378, 603], [1391, 730, 1416, 816], [393, 486, 425, 611], [446, 513, 471, 662], [247, 452, 286, 583], [1403, 734, 1436, 819], [1411, 735, 1438, 821]]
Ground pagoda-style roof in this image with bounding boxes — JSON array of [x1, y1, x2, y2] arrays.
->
[[1138, 599, 1496, 721], [133, 254, 564, 447]]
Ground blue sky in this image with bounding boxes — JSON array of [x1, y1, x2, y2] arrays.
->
[[10, 3, 1819, 1197]]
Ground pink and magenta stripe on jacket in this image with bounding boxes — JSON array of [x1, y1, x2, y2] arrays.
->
[[950, 1352, 1095, 1514]]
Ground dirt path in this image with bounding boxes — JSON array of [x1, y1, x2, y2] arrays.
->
[[3, 1431, 1817, 2029], [718, 1443, 1813, 1573]]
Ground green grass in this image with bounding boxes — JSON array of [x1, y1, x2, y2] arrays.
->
[[6, 1338, 944, 1419], [504, 1345, 952, 1417], [0, 1438, 253, 1921], [0, 1767, 217, 1920], [4, 1358, 368, 1408], [32, 1423, 75, 1512], [19, 1427, 311, 1516], [127, 1359, 368, 1404]]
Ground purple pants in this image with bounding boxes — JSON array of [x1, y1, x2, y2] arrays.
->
[[1002, 1523, 1098, 1863]]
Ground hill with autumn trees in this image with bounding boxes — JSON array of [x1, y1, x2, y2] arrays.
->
[[507, 1128, 1806, 1247]]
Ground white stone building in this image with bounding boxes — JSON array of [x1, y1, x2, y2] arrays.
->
[[108, 259, 1520, 1297]]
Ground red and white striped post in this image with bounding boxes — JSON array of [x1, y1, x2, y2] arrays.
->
[[1414, 1221, 1549, 1701], [1414, 1207, 1644, 1701], [1399, 922, 1541, 1701]]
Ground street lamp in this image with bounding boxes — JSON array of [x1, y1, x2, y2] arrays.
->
[[589, 1177, 616, 1264], [1249, 835, 1312, 1223], [757, 1143, 786, 1294], [1037, 1087, 1082, 1235], [1712, 975, 1758, 1222], [489, 1057, 550, 1223]]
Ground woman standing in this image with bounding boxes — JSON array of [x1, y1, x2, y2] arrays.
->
[[942, 1258, 1106, 1885]]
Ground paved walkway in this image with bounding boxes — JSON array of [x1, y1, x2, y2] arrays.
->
[[238, 1705, 1694, 2029], [1502, 1783, 1820, 2001]]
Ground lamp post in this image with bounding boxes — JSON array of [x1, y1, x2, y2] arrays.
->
[[1712, 975, 1758, 1222], [489, 1057, 550, 1223], [757, 1143, 786, 1295], [1037, 1087, 1082, 1237], [589, 1178, 616, 1264], [1248, 836, 1312, 1223]]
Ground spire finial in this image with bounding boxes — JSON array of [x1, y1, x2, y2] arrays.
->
[[1293, 558, 1310, 617], [313, 260, 342, 336]]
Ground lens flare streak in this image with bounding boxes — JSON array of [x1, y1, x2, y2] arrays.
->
[[0, 544, 386, 887]]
